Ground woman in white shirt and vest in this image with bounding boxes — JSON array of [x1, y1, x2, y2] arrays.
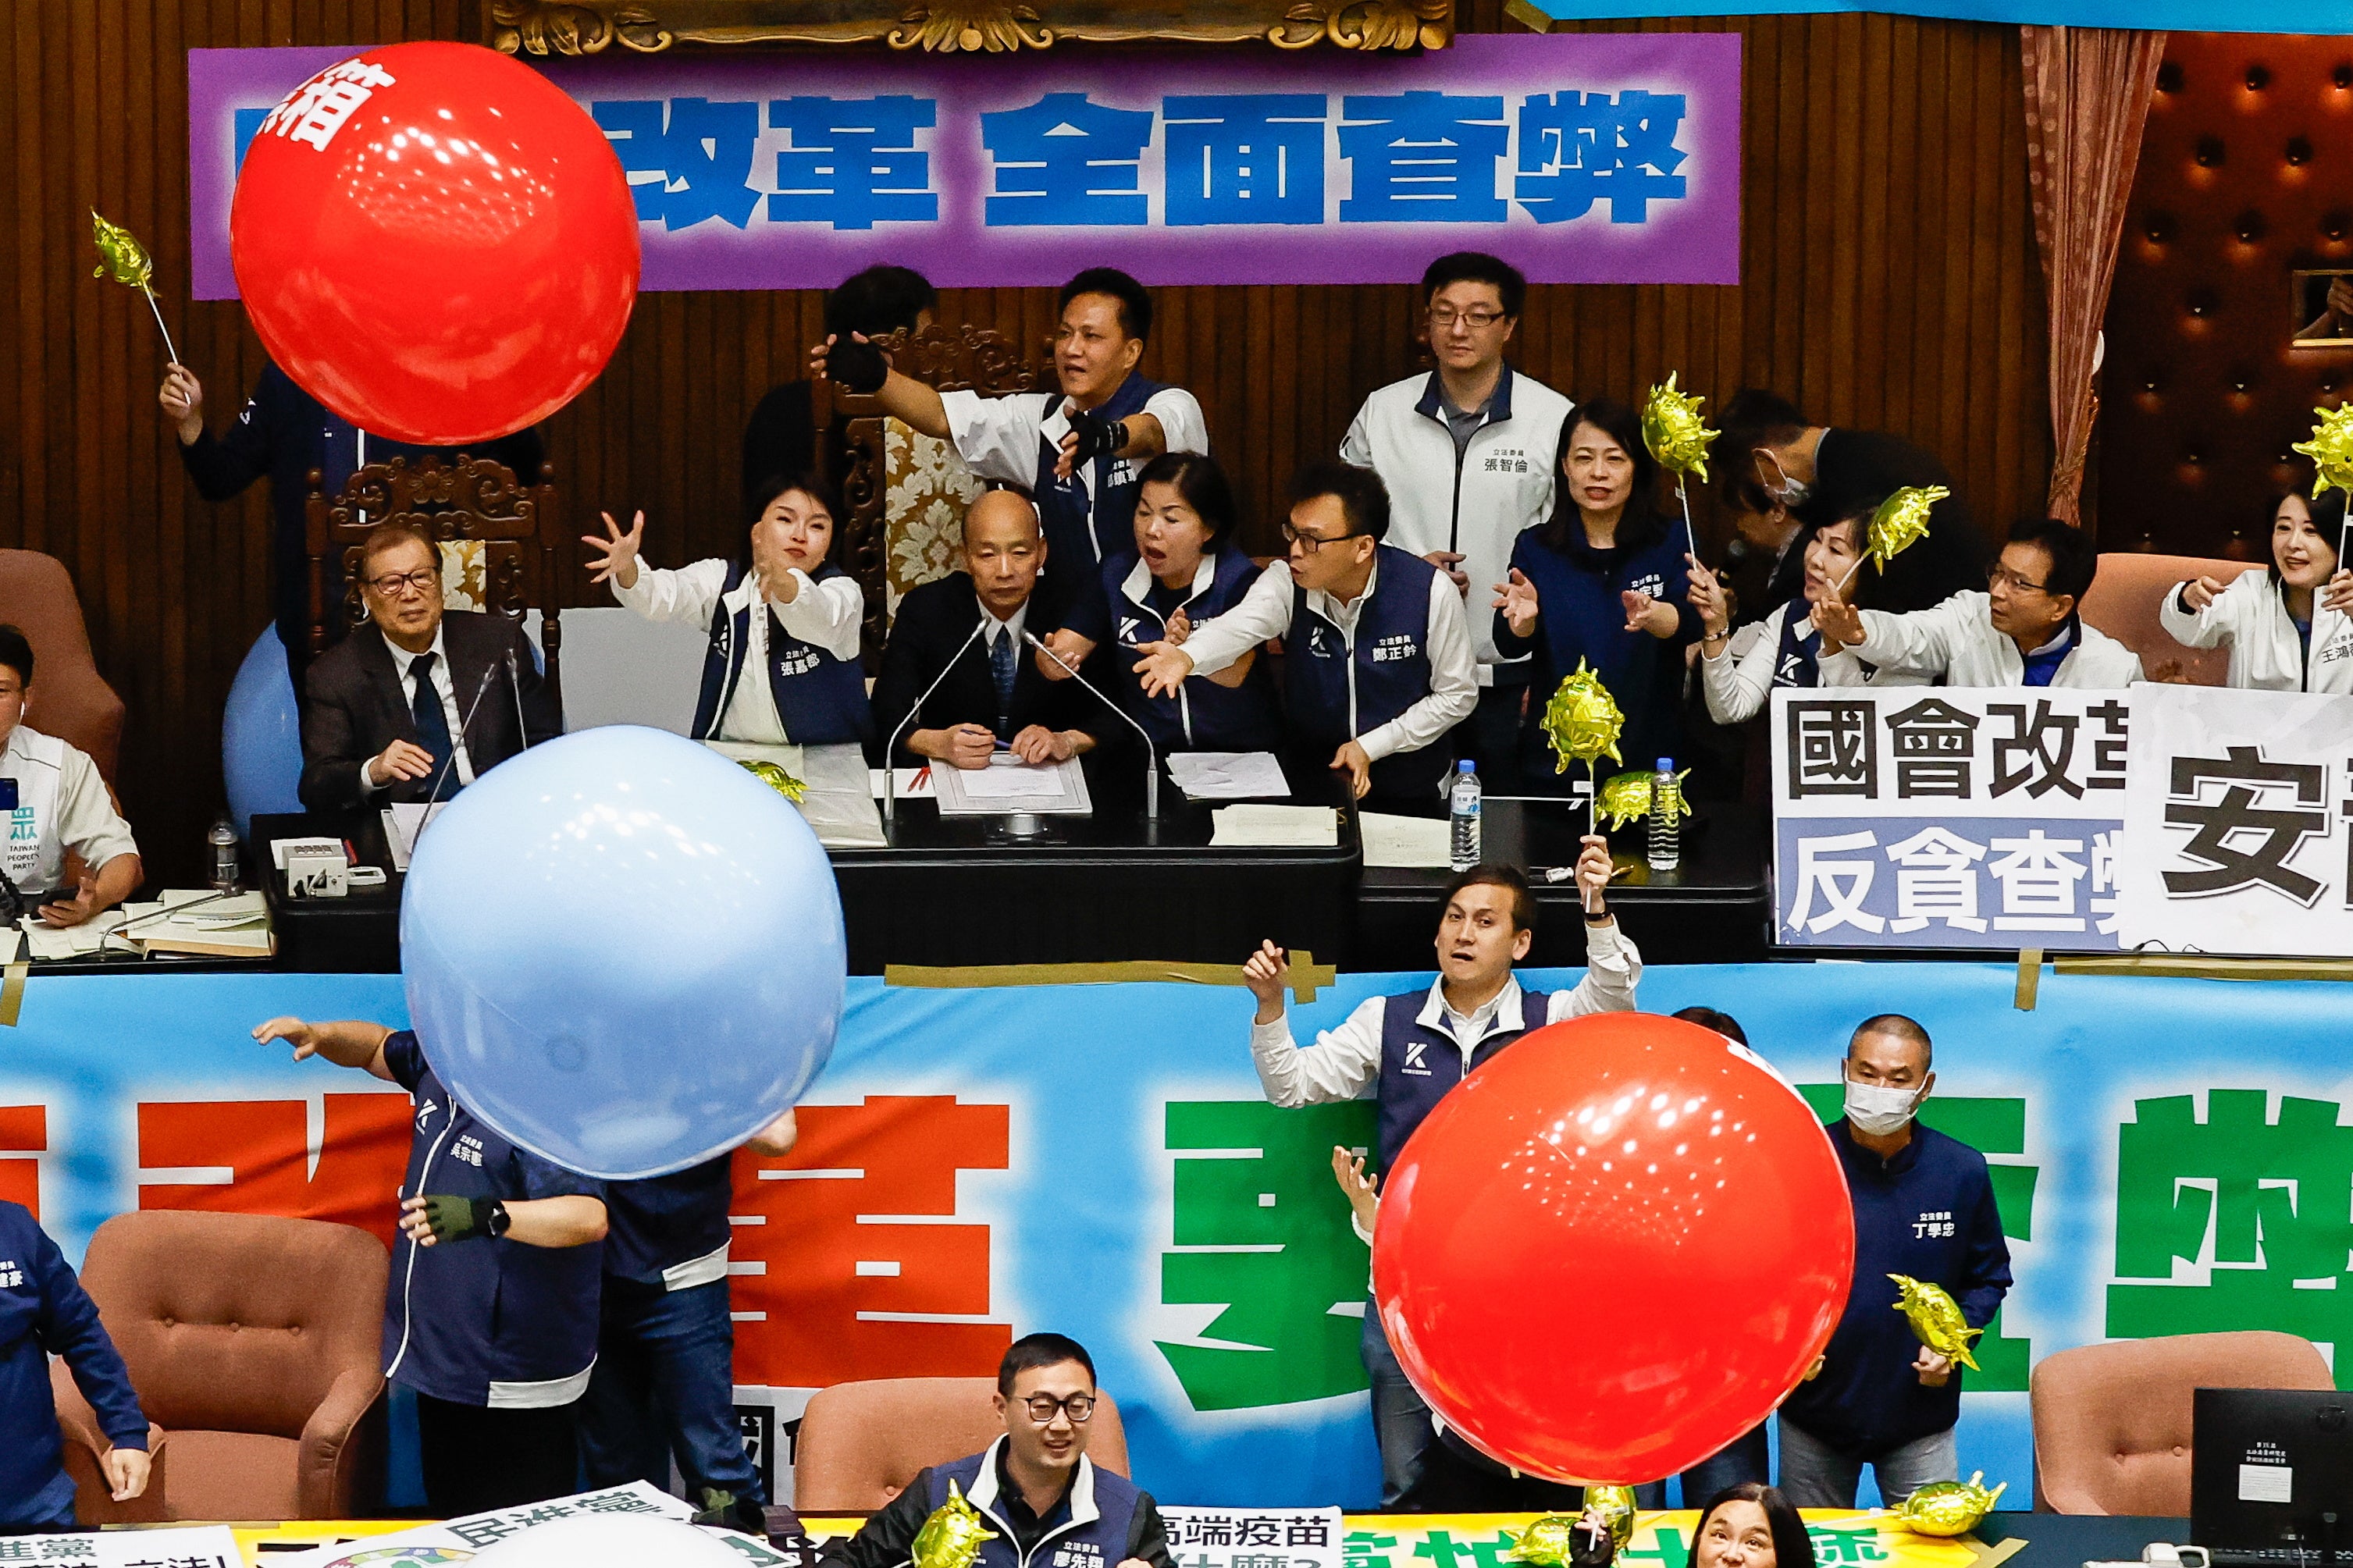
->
[[1689, 507, 1914, 721], [2159, 483, 2353, 692], [586, 471, 874, 760]]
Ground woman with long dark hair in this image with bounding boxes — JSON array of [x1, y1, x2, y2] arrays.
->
[[1685, 1484, 1817, 1568], [2159, 482, 2353, 690], [1492, 398, 1699, 786]]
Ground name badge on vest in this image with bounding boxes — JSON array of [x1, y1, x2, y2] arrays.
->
[[1401, 1040, 1433, 1077], [1371, 633, 1422, 663], [1051, 1545, 1107, 1568]]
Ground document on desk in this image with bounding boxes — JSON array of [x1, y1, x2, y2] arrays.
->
[[21, 908, 130, 961], [124, 890, 274, 958], [1361, 811, 1451, 868], [933, 754, 1093, 816], [1166, 750, 1291, 801], [1209, 804, 1340, 848], [382, 802, 449, 871]]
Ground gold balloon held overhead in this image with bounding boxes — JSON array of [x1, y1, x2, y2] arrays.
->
[[912, 1481, 998, 1568], [1888, 1470, 2008, 1536], [90, 211, 155, 290], [738, 758, 808, 804], [1542, 660, 1625, 774], [2293, 404, 2353, 499], [1580, 1484, 1638, 1554], [1596, 769, 1691, 832], [1889, 1273, 1983, 1371], [1641, 374, 1718, 482], [1866, 486, 1945, 573]]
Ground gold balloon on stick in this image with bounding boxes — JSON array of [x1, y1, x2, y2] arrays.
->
[[1504, 1516, 1586, 1567], [912, 1481, 999, 1568], [738, 757, 809, 804], [2291, 403, 2353, 564], [1579, 1484, 1639, 1553], [1642, 374, 1717, 564], [1889, 1272, 1984, 1371], [1886, 1471, 2008, 1536], [1833, 485, 1945, 597], [1543, 661, 1626, 840], [88, 211, 179, 364]]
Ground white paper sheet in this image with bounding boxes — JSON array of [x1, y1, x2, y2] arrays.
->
[[1166, 750, 1291, 801], [1209, 804, 1339, 848], [960, 758, 1072, 798], [1361, 811, 1451, 868], [383, 802, 450, 871], [933, 754, 1093, 816]]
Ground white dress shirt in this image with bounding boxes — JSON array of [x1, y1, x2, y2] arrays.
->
[[0, 724, 137, 892], [362, 625, 472, 797], [1178, 554, 1479, 762], [1248, 923, 1643, 1108], [1853, 591, 2146, 688], [2157, 567, 2353, 692], [614, 558, 864, 745]]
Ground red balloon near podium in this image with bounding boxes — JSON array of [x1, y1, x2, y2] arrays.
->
[[1372, 1012, 1855, 1484], [230, 41, 639, 446]]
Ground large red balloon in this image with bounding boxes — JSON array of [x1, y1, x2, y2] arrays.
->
[[230, 42, 639, 445], [1373, 1012, 1853, 1484]]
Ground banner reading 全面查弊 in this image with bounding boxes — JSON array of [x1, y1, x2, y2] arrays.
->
[[185, 34, 1739, 297]]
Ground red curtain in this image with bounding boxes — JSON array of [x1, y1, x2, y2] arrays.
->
[[2022, 24, 2167, 526]]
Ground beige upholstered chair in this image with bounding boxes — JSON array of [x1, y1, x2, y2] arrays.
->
[[793, 1377, 1130, 1513], [2081, 552, 2264, 686]]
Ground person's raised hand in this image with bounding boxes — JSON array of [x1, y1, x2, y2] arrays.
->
[[2324, 569, 2353, 616], [1242, 938, 1290, 1011], [1622, 588, 1676, 638], [1330, 739, 1372, 799], [1426, 550, 1468, 596], [1165, 606, 1194, 645], [1914, 1345, 1954, 1387], [1573, 832, 1614, 915], [369, 738, 436, 788], [1494, 568, 1540, 638], [582, 510, 646, 588], [254, 1015, 323, 1059], [2180, 574, 2226, 613], [158, 364, 204, 444], [1810, 589, 1866, 650], [1686, 553, 1731, 640], [1331, 1144, 1379, 1232], [1133, 640, 1195, 698], [36, 873, 101, 930], [1036, 628, 1091, 680], [102, 1446, 151, 1502]]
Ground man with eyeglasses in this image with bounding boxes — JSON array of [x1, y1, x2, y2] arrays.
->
[[1135, 461, 1477, 809], [821, 1333, 1173, 1568], [1813, 517, 2142, 688], [297, 521, 560, 812], [1339, 253, 1574, 790]]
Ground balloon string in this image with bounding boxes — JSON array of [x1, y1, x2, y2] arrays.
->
[[1835, 555, 1865, 596], [141, 286, 178, 366]]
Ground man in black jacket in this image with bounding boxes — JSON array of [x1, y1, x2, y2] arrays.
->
[[297, 522, 558, 812], [871, 491, 1100, 768], [160, 357, 544, 686]]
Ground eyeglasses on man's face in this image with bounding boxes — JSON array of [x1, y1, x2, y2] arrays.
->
[[1281, 523, 1359, 553], [1020, 1392, 1095, 1424], [1985, 564, 2051, 596], [1429, 306, 1508, 330], [366, 567, 441, 599]]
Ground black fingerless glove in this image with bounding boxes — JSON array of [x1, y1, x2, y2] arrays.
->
[[827, 335, 889, 395], [1064, 407, 1125, 465], [418, 1193, 501, 1243]]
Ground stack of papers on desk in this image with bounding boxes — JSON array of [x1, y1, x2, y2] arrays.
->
[[1361, 812, 1451, 868], [121, 889, 273, 958], [1210, 804, 1339, 848], [21, 910, 129, 960], [1166, 751, 1290, 801], [934, 754, 1093, 816], [382, 803, 449, 871]]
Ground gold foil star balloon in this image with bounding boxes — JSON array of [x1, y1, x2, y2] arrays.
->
[[87, 211, 179, 363], [2293, 404, 2353, 499], [1580, 1484, 1639, 1554], [1541, 660, 1625, 774], [912, 1480, 998, 1568], [1889, 1273, 1983, 1371], [1504, 1516, 1585, 1567], [1641, 375, 1718, 482], [738, 758, 808, 804], [1888, 1471, 2008, 1536], [1864, 486, 1945, 573], [1596, 770, 1691, 832]]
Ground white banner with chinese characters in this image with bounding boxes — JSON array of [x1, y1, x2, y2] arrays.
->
[[273, 1482, 699, 1566], [1770, 686, 2132, 950], [0, 1526, 240, 1568], [2114, 684, 2353, 958], [1161, 1507, 1345, 1568]]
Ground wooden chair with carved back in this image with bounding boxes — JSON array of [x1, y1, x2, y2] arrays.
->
[[811, 322, 1047, 661], [303, 455, 567, 720]]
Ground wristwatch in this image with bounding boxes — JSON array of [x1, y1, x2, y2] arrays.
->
[[484, 1200, 512, 1239], [1584, 901, 1613, 926]]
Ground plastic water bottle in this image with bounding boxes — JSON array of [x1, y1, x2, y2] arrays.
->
[[1449, 759, 1482, 871], [209, 815, 240, 893], [1647, 756, 1681, 873]]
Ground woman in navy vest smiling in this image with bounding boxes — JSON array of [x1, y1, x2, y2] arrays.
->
[[1493, 398, 1700, 790], [586, 471, 874, 765], [1038, 452, 1280, 755]]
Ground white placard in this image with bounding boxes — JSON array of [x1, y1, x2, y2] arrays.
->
[[9, 1524, 241, 1568], [272, 1481, 695, 1566], [1161, 1506, 1345, 1568]]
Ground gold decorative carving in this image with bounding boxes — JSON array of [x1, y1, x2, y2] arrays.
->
[[489, 1, 674, 55], [1269, 0, 1452, 50], [888, 3, 1055, 52]]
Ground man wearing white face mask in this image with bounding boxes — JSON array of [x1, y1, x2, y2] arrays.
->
[[1775, 1015, 2011, 1509]]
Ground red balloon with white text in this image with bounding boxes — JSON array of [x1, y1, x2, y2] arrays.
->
[[230, 41, 638, 445], [1372, 1012, 1854, 1483]]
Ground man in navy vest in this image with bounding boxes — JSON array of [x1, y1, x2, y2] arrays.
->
[[819, 1333, 1173, 1568], [809, 268, 1208, 622], [253, 1014, 608, 1517], [1137, 461, 1477, 810], [1241, 856, 1640, 1506], [583, 1108, 800, 1531]]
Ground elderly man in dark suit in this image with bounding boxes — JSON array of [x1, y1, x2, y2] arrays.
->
[[871, 489, 1100, 768], [297, 521, 559, 812]]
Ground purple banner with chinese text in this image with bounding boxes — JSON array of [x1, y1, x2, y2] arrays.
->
[[185, 34, 1742, 297]]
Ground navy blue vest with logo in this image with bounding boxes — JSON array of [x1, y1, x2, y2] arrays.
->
[[1099, 546, 1280, 753], [690, 560, 873, 745], [930, 1445, 1142, 1568], [1035, 374, 1165, 574], [602, 1157, 733, 1287], [1374, 987, 1552, 1170], [1285, 545, 1446, 800]]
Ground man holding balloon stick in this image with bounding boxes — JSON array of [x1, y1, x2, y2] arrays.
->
[[1775, 1015, 2011, 1508], [1241, 843, 1637, 1506]]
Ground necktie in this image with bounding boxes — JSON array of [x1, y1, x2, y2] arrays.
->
[[410, 652, 457, 798], [988, 626, 1017, 735]]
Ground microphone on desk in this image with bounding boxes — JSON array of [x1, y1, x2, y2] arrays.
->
[[504, 645, 532, 752], [884, 617, 991, 830], [1023, 630, 1158, 821], [419, 660, 502, 808]]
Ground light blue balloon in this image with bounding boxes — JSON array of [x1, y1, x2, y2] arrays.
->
[[221, 627, 303, 837], [400, 725, 843, 1179]]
